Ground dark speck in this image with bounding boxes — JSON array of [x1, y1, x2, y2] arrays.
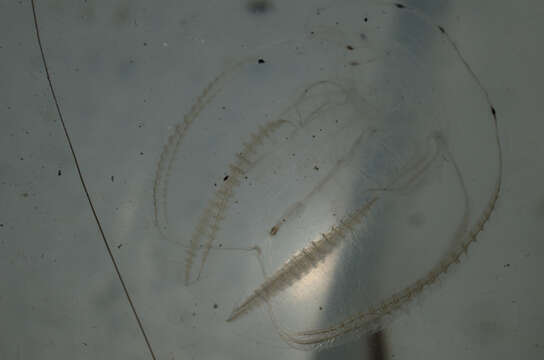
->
[[117, 244, 122, 249], [143, 42, 147, 46], [218, 243, 223, 247], [0, 224, 4, 227], [258, 58, 265, 64], [214, 183, 217, 187], [140, 151, 144, 155], [223, 175, 229, 181], [319, 306, 323, 310], [395, 3, 405, 8], [246, 0, 273, 15], [349, 61, 360, 66], [346, 45, 354, 50], [438, 25, 445, 33], [314, 166, 319, 171], [82, 342, 87, 346], [364, 17, 368, 22], [111, 175, 114, 182], [504, 263, 510, 268], [57, 170, 62, 176], [213, 303, 218, 309]]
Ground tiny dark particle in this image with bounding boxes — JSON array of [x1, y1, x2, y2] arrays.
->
[[218, 243, 223, 247], [223, 175, 229, 181], [246, 0, 273, 14], [349, 61, 360, 66], [438, 25, 445, 33], [310, 31, 315, 35], [0, 224, 4, 227], [213, 304, 218, 309], [270, 226, 279, 236], [22, 192, 28, 198], [258, 58, 265, 64], [312, 135, 316, 138], [319, 306, 323, 310], [491, 106, 497, 118], [111, 175, 114, 182], [504, 263, 510, 268], [214, 183, 217, 187], [346, 45, 354, 50], [314, 166, 319, 171], [364, 17, 368, 22], [57, 170, 62, 176], [395, 3, 405, 8], [117, 244, 122, 249], [140, 151, 144, 155], [82, 342, 87, 346], [143, 42, 147, 46], [244, 176, 248, 180]]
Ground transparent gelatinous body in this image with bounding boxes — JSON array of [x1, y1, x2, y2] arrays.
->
[[152, 1, 502, 353]]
